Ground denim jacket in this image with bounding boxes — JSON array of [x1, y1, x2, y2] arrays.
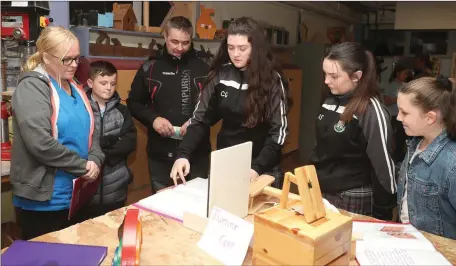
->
[[397, 131, 456, 239]]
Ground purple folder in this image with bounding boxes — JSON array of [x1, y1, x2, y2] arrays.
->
[[1, 240, 107, 266]]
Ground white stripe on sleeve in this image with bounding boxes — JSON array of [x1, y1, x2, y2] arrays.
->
[[276, 73, 287, 145], [370, 97, 396, 193]]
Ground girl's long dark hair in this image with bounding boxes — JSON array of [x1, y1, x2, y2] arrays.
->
[[325, 42, 380, 122], [204, 17, 291, 127]]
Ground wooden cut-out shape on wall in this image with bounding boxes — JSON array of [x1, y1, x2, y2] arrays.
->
[[113, 3, 137, 31], [196, 5, 216, 40]]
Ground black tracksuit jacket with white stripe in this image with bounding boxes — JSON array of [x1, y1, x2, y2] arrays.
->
[[309, 93, 397, 216], [176, 63, 288, 175]]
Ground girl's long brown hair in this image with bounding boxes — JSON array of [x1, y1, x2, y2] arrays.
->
[[204, 17, 292, 127]]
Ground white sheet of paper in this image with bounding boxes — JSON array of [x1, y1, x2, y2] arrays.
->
[[135, 178, 208, 221], [198, 207, 254, 265], [352, 221, 436, 251], [356, 241, 451, 266]]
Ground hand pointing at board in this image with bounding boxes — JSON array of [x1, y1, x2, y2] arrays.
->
[[170, 158, 190, 186]]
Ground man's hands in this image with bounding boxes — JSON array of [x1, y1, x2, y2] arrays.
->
[[153, 117, 175, 137], [81, 161, 100, 182], [153, 117, 191, 138]]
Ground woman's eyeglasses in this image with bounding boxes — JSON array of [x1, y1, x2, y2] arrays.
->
[[47, 53, 84, 66]]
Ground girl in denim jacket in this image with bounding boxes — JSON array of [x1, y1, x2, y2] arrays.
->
[[396, 76, 456, 239]]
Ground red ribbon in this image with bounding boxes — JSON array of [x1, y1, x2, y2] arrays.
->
[[121, 209, 142, 266]]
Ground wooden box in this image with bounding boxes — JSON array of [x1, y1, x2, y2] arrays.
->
[[252, 166, 353, 265]]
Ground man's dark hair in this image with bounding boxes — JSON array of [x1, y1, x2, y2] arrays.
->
[[88, 60, 118, 80], [164, 16, 193, 36]]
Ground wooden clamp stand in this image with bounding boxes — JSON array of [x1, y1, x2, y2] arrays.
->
[[252, 165, 353, 265]]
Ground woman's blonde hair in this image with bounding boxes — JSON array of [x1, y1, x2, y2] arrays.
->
[[22, 26, 78, 72]]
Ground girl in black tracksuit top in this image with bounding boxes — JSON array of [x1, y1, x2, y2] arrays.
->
[[174, 17, 290, 186], [176, 63, 288, 181], [310, 42, 397, 220], [311, 93, 396, 218]]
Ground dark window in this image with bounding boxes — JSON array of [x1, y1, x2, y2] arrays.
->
[[363, 29, 406, 56], [410, 31, 448, 55], [69, 1, 133, 26], [148, 2, 172, 27]]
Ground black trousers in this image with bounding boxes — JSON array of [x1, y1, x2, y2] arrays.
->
[[148, 156, 210, 194], [17, 208, 77, 240], [391, 116, 408, 162]]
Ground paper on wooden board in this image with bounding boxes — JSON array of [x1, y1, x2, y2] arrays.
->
[[198, 207, 254, 266], [352, 221, 436, 251], [208, 142, 252, 219], [135, 178, 208, 221], [356, 241, 451, 266]]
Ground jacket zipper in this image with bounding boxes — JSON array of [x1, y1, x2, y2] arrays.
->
[[97, 102, 105, 205], [335, 96, 341, 113], [235, 71, 244, 113]]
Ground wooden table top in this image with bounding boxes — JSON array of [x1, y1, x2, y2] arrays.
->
[[19, 194, 456, 266]]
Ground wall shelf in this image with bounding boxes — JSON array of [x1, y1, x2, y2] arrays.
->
[[71, 25, 294, 60], [71, 25, 223, 57], [72, 26, 221, 43]]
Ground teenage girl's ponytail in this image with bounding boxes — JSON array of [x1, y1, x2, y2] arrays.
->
[[326, 42, 380, 122]]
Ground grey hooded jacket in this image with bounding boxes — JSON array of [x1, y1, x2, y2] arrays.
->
[[10, 65, 105, 201]]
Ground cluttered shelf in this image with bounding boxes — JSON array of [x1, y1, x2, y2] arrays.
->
[[70, 26, 223, 43]]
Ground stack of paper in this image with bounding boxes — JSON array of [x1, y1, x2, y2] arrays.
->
[[133, 178, 208, 222], [353, 221, 451, 266]]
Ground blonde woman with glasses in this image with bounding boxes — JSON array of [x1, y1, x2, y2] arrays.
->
[[10, 26, 104, 240]]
